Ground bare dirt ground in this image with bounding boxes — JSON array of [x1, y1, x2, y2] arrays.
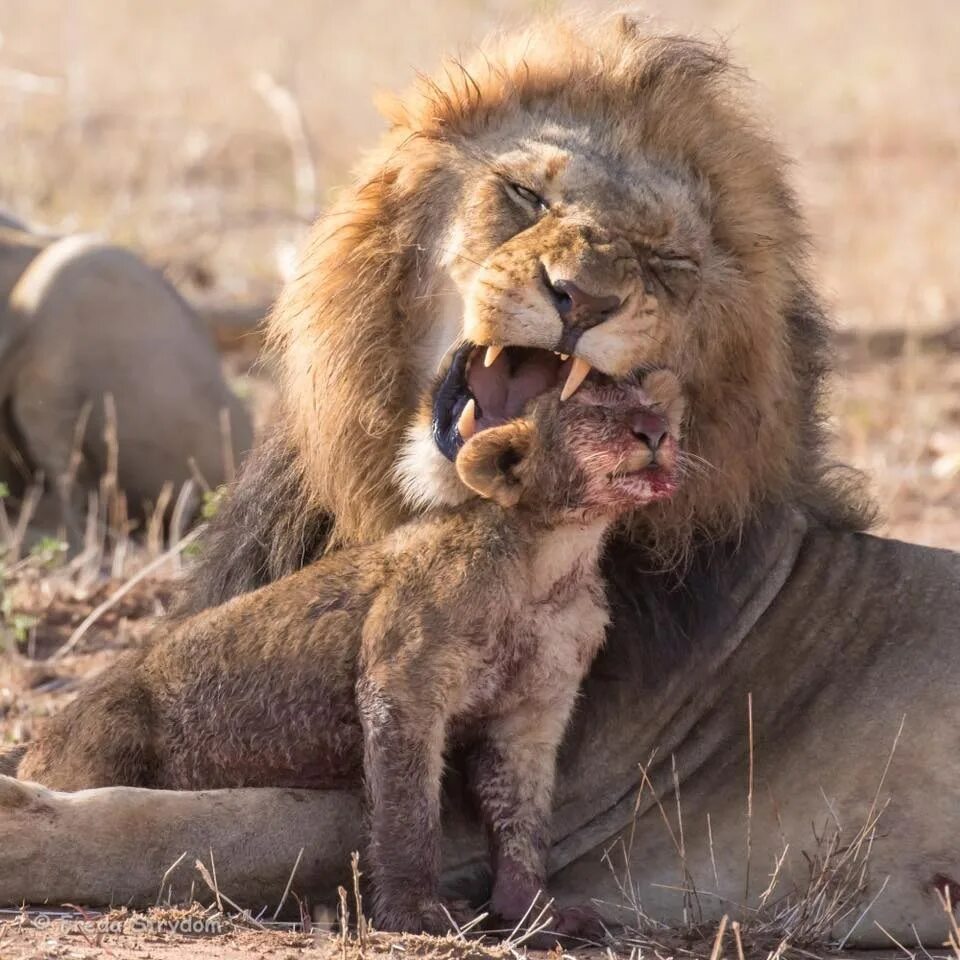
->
[[0, 1, 958, 958], [0, 912, 521, 960]]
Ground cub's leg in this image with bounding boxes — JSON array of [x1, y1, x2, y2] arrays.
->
[[356, 658, 469, 934], [468, 693, 604, 941]]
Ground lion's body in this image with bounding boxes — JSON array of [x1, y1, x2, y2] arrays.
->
[[4, 513, 959, 944], [545, 513, 960, 946], [0, 224, 252, 521]]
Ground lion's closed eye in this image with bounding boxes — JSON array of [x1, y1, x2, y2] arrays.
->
[[647, 255, 701, 303], [503, 180, 549, 214]]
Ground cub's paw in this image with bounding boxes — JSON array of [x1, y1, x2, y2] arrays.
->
[[376, 897, 474, 935], [522, 904, 606, 948]]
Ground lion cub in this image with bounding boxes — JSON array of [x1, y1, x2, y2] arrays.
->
[[18, 370, 684, 935]]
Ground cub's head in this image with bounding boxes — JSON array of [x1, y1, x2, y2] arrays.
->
[[271, 14, 872, 558], [456, 369, 685, 525]]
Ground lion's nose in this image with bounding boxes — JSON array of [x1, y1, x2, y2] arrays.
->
[[547, 278, 622, 322], [542, 269, 622, 349]]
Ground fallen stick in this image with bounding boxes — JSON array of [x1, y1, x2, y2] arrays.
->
[[52, 524, 205, 660]]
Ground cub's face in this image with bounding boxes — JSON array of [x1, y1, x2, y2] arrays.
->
[[396, 121, 724, 511], [456, 370, 686, 522]]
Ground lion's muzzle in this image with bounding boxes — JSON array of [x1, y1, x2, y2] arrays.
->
[[542, 269, 624, 355]]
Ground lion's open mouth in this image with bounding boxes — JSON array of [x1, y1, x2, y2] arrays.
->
[[432, 344, 594, 461]]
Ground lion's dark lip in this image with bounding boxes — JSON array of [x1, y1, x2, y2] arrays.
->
[[432, 342, 474, 461], [432, 343, 578, 462]]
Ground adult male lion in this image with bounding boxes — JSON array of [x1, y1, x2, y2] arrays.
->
[[3, 14, 959, 947]]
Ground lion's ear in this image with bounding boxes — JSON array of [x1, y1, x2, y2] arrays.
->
[[455, 419, 535, 508]]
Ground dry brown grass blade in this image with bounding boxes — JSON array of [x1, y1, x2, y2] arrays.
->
[[193, 856, 266, 931], [6, 482, 42, 563], [271, 846, 304, 922], [709, 914, 729, 960], [934, 887, 960, 959], [219, 406, 237, 485], [156, 851, 188, 906], [251, 70, 317, 222], [337, 885, 350, 958], [745, 692, 755, 903], [732, 919, 746, 960], [52, 522, 205, 659], [350, 851, 368, 947]]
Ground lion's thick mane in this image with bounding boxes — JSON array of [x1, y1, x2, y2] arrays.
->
[[180, 14, 872, 616]]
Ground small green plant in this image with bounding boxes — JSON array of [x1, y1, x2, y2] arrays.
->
[[0, 588, 37, 645], [0, 481, 9, 499], [29, 536, 68, 569], [201, 486, 226, 521]]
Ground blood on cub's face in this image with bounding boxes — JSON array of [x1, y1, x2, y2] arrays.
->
[[455, 369, 686, 521]]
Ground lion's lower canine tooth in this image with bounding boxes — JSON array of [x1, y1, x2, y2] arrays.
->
[[483, 345, 503, 368], [560, 353, 570, 361], [560, 357, 591, 401], [457, 398, 477, 439]]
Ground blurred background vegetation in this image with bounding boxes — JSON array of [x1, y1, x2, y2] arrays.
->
[[0, 0, 958, 547]]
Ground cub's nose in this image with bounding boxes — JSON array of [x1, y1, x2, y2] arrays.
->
[[542, 268, 621, 350], [630, 411, 667, 452]]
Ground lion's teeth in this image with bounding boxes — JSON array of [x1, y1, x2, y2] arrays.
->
[[559, 353, 570, 361], [560, 357, 591, 401], [483, 345, 503, 368], [457, 398, 477, 439]]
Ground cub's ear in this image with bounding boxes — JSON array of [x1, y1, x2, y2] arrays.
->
[[456, 419, 535, 508]]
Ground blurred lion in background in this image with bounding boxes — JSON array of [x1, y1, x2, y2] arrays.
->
[[0, 220, 252, 534]]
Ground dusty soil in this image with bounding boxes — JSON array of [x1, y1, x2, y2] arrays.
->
[[0, 912, 515, 960], [2, 908, 922, 960]]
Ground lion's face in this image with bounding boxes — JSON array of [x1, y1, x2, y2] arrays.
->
[[458, 140, 708, 376], [395, 123, 729, 514], [276, 17, 871, 553]]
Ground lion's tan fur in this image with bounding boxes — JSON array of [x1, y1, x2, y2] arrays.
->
[[263, 14, 870, 561]]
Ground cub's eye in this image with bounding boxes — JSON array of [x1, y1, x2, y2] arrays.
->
[[505, 181, 548, 212]]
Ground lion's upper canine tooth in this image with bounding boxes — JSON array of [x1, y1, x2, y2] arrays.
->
[[483, 345, 503, 368], [457, 398, 477, 439], [560, 357, 592, 401]]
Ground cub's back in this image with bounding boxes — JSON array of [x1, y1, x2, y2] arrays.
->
[[142, 547, 386, 788]]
